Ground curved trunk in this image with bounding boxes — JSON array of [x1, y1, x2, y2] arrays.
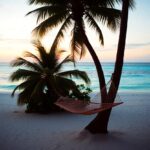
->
[[82, 33, 107, 102], [85, 0, 129, 134], [71, 0, 107, 101], [108, 0, 129, 101]]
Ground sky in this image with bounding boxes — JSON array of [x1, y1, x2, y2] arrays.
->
[[0, 0, 150, 62]]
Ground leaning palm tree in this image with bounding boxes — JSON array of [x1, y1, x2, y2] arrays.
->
[[27, 0, 122, 102], [85, 0, 135, 133], [10, 41, 90, 113]]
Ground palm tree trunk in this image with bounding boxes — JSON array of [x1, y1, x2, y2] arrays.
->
[[81, 32, 107, 103], [85, 0, 129, 134], [108, 0, 129, 100], [71, 0, 107, 101]]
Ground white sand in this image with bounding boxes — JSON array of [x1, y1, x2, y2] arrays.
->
[[0, 92, 150, 150]]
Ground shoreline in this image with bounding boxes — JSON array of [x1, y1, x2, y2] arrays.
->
[[1, 89, 150, 94], [0, 92, 150, 150]]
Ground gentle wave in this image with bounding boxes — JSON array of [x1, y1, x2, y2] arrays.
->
[[0, 62, 150, 93]]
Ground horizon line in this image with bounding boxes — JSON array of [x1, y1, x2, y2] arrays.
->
[[0, 61, 150, 64]]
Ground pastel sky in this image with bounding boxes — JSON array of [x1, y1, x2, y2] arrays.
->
[[0, 0, 150, 62]]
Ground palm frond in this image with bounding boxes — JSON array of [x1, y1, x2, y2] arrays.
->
[[32, 11, 68, 37], [11, 77, 38, 97], [11, 57, 42, 72], [10, 69, 40, 82], [17, 85, 36, 105], [71, 32, 81, 61], [30, 79, 45, 98], [17, 91, 31, 105], [50, 49, 66, 62], [29, 0, 51, 5], [71, 20, 86, 60], [26, 5, 66, 24], [89, 7, 121, 31], [32, 40, 53, 67], [97, 0, 120, 7], [16, 80, 38, 105], [54, 55, 74, 73], [128, 0, 135, 9], [24, 51, 42, 65], [56, 70, 91, 84], [28, 0, 66, 5], [85, 13, 104, 45], [54, 76, 77, 91], [117, 0, 135, 9], [79, 44, 87, 60], [50, 15, 72, 51]]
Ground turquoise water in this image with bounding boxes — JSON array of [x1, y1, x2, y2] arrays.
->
[[0, 62, 150, 93]]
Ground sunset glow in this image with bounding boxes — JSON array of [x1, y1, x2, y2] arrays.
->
[[0, 0, 150, 62]]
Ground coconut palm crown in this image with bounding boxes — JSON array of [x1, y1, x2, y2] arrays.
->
[[26, 0, 123, 102], [27, 0, 123, 58], [26, 1, 134, 99], [10, 41, 90, 107]]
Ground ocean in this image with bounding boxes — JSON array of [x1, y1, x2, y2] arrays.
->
[[0, 62, 150, 94]]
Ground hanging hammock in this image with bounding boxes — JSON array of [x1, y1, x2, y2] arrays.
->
[[55, 97, 123, 115], [55, 78, 123, 115]]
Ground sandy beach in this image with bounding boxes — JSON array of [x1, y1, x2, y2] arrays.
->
[[0, 92, 150, 150]]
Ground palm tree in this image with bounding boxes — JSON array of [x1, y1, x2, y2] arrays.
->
[[27, 0, 121, 102], [10, 41, 90, 113], [85, 0, 135, 133], [27, 0, 134, 133]]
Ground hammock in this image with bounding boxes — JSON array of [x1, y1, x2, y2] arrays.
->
[[55, 97, 123, 115], [55, 78, 123, 115]]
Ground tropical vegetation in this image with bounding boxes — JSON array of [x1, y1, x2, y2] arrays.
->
[[85, 0, 135, 133], [25, 0, 135, 133], [27, 0, 122, 101], [10, 41, 91, 113]]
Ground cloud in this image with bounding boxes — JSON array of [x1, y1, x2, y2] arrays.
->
[[0, 38, 32, 54], [0, 34, 3, 38], [112, 42, 150, 50], [93, 45, 118, 52], [92, 42, 150, 53], [125, 42, 150, 49], [0, 38, 30, 44]]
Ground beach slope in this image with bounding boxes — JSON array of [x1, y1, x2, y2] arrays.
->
[[0, 93, 150, 150]]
